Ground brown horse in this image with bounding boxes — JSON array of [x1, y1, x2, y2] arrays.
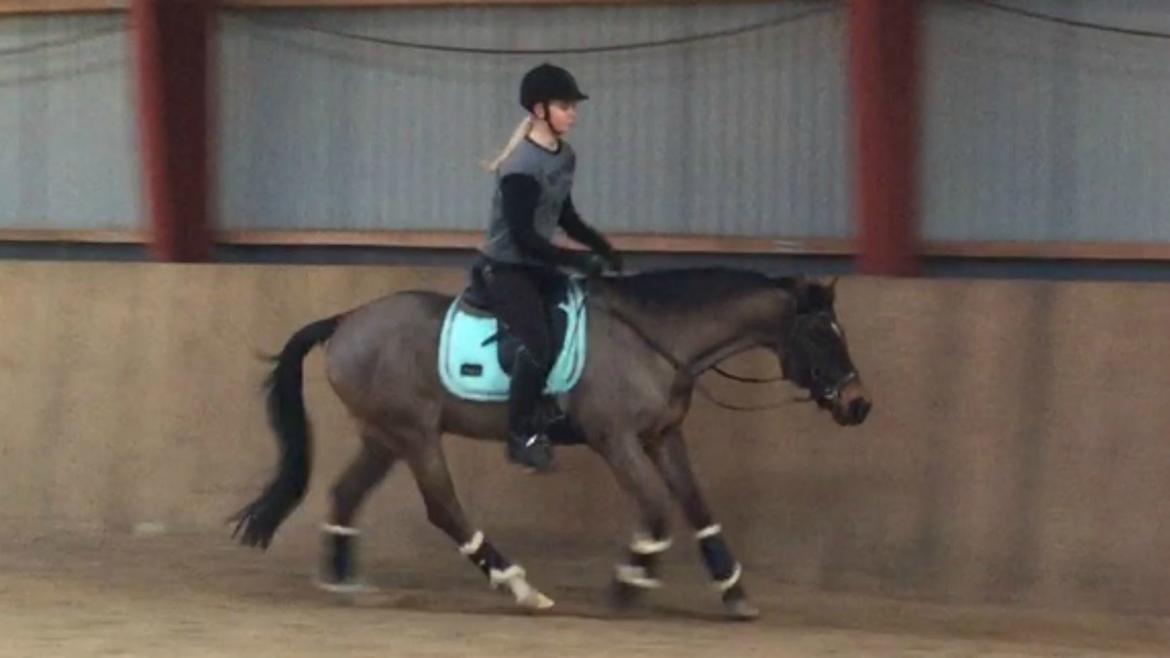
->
[[230, 266, 871, 620]]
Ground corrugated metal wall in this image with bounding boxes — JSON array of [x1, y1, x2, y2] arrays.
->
[[922, 0, 1170, 242], [217, 2, 851, 238], [2, 2, 1167, 247], [0, 14, 138, 230]]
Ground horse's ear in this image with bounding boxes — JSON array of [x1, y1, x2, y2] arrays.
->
[[806, 280, 834, 311], [771, 275, 836, 312]]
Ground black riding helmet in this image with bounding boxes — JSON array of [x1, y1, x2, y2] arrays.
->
[[519, 63, 588, 113]]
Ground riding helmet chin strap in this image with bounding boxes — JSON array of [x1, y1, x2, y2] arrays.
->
[[541, 100, 564, 137]]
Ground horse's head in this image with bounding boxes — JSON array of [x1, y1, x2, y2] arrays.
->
[[776, 277, 871, 426]]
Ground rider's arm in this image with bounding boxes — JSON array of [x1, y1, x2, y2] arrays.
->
[[558, 195, 615, 257], [500, 174, 586, 268]]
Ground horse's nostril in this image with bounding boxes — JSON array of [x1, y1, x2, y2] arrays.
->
[[849, 398, 871, 423]]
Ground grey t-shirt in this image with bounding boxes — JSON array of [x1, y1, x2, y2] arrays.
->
[[480, 137, 576, 266]]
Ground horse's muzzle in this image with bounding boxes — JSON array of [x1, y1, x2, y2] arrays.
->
[[832, 378, 871, 426]]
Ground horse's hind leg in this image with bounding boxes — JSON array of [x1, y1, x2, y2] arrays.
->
[[648, 428, 758, 621], [317, 430, 397, 593], [397, 423, 554, 610]]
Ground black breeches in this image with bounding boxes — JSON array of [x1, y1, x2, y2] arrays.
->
[[479, 262, 561, 372]]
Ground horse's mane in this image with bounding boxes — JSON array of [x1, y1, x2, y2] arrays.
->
[[600, 267, 784, 311], [598, 267, 833, 315]]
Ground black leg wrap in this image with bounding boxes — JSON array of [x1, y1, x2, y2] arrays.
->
[[698, 527, 756, 618], [627, 550, 661, 581], [320, 525, 362, 587], [614, 533, 671, 591], [464, 537, 511, 579], [328, 534, 354, 583], [457, 530, 553, 609], [722, 581, 749, 603], [698, 534, 737, 583], [610, 549, 662, 609]]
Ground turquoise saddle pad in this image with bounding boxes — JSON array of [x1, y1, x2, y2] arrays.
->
[[437, 279, 588, 402]]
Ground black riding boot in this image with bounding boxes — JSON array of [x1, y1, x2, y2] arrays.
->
[[507, 348, 554, 472]]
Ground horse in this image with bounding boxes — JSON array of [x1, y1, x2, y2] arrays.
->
[[229, 266, 872, 620]]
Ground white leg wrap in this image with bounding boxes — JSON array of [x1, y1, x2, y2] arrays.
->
[[695, 524, 722, 540], [615, 564, 662, 589], [315, 578, 377, 595], [714, 563, 743, 593], [490, 565, 554, 610], [458, 530, 485, 556], [630, 534, 673, 555], [489, 564, 525, 589], [321, 523, 360, 536]]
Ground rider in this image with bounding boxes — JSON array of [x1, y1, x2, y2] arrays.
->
[[474, 62, 621, 472]]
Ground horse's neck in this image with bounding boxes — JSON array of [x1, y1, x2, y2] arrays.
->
[[601, 287, 782, 377], [688, 328, 768, 378]]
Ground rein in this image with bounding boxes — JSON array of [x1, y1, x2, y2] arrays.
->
[[582, 282, 806, 413], [711, 365, 785, 384]]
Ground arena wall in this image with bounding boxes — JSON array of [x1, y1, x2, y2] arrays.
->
[[3, 261, 1168, 616]]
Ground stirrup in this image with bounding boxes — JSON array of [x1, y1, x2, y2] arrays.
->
[[508, 431, 554, 472]]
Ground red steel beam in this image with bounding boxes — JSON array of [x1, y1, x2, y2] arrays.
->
[[849, 0, 922, 276], [131, 0, 215, 262]]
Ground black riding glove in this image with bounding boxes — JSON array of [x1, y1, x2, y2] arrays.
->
[[600, 248, 623, 273], [571, 252, 608, 277]]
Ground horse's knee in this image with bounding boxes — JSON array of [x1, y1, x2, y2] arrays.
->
[[330, 476, 365, 504], [423, 501, 450, 531], [627, 494, 671, 544]]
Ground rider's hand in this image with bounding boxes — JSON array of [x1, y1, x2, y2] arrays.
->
[[573, 252, 607, 277], [601, 248, 623, 274]]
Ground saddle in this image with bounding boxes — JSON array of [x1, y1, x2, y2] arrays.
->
[[459, 268, 572, 376], [437, 269, 589, 409]]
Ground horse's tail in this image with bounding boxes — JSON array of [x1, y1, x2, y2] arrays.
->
[[230, 315, 341, 550]]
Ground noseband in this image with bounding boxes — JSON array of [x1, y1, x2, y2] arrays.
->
[[816, 370, 858, 404]]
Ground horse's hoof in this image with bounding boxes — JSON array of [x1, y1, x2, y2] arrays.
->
[[723, 596, 760, 621], [493, 566, 555, 610], [519, 590, 556, 610], [314, 577, 379, 596]]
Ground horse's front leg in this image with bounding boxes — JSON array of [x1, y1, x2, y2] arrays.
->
[[594, 431, 676, 610], [648, 428, 759, 620]]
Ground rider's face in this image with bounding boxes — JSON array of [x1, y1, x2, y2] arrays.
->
[[539, 100, 578, 135]]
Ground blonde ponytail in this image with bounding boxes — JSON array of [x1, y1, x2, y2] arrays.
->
[[482, 116, 533, 173]]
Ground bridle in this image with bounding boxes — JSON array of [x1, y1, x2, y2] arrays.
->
[[809, 370, 859, 406], [585, 282, 838, 413]]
